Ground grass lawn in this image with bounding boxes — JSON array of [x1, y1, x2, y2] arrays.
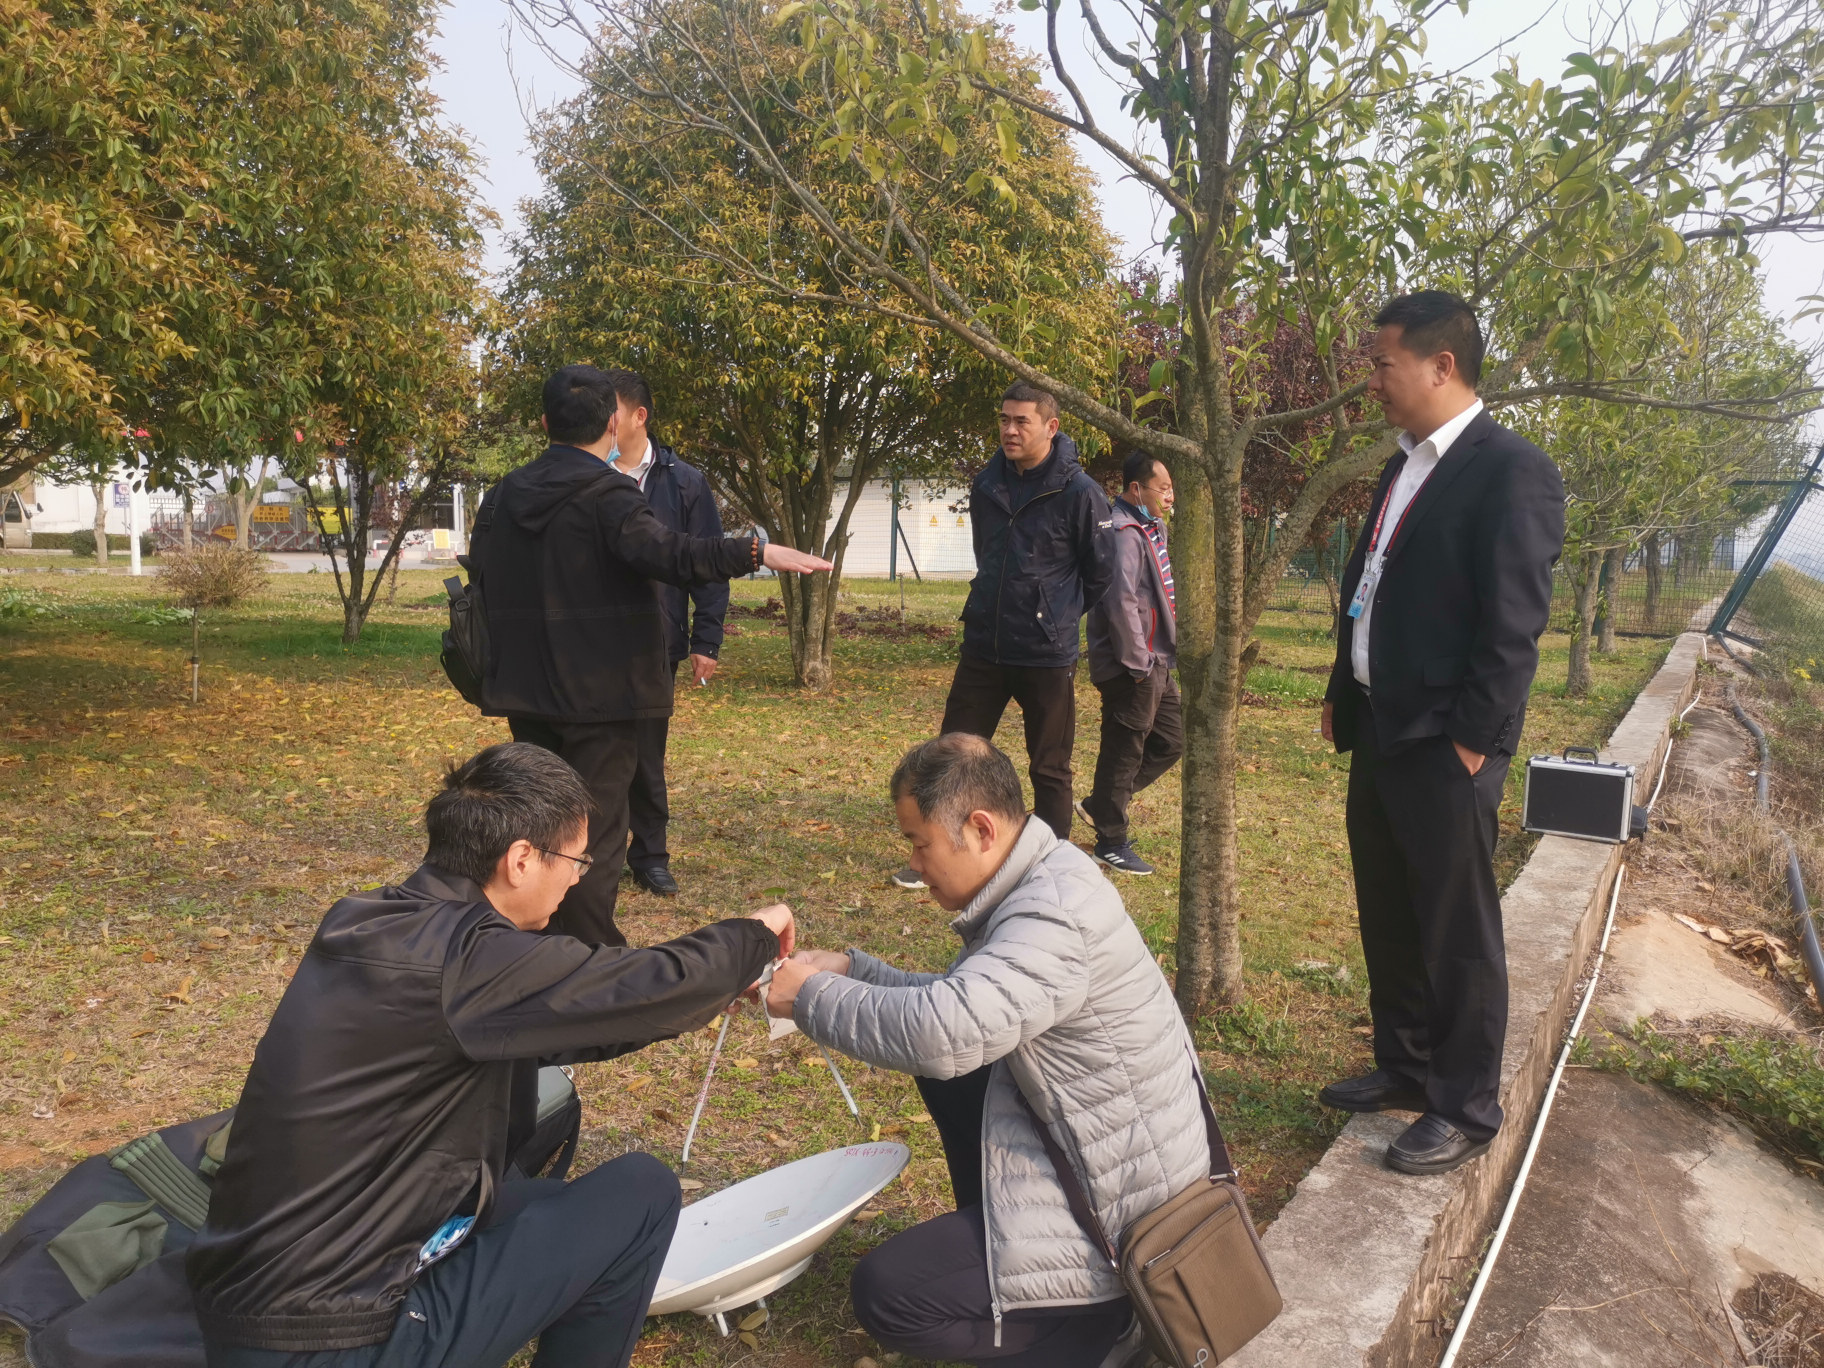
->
[[0, 568, 1670, 1366]]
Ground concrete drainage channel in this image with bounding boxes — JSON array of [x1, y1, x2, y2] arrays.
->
[[1228, 632, 1706, 1368]]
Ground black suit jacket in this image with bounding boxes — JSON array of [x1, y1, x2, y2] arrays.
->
[[643, 444, 729, 665], [1325, 409, 1565, 758]]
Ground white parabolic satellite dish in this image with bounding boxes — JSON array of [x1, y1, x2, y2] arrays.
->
[[648, 1142, 911, 1331]]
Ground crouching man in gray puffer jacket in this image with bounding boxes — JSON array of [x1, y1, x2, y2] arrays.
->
[[763, 733, 1211, 1368]]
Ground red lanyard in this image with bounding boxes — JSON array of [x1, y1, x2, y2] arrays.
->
[[1366, 455, 1425, 559]]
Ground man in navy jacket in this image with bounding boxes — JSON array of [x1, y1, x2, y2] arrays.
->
[[594, 371, 728, 899], [895, 381, 1115, 888]]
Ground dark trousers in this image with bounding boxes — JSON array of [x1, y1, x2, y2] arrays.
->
[[627, 663, 680, 873], [941, 652, 1078, 839], [208, 1153, 681, 1368], [851, 1068, 1129, 1368], [508, 716, 639, 947], [1083, 662, 1183, 844], [1345, 694, 1512, 1142]]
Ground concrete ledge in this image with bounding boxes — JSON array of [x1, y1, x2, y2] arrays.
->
[[1230, 632, 1707, 1368]]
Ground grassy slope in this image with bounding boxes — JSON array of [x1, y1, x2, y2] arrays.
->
[[0, 569, 1668, 1366]]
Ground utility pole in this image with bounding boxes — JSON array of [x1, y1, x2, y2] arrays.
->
[[127, 484, 142, 576]]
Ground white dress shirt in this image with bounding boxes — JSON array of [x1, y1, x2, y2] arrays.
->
[[1351, 399, 1484, 689], [612, 437, 653, 490]]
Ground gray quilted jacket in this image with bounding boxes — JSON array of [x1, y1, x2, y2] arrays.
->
[[794, 818, 1210, 1328]]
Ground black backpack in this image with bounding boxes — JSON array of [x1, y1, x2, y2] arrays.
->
[[440, 503, 493, 708]]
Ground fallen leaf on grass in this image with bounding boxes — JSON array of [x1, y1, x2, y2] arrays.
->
[[165, 977, 194, 1004], [141, 951, 157, 963], [910, 1112, 931, 1123], [766, 1132, 792, 1150], [1351, 1026, 1374, 1037], [805, 1055, 828, 1068], [625, 1076, 652, 1092], [678, 1179, 704, 1191], [738, 1331, 759, 1348], [650, 1109, 674, 1122], [739, 1308, 768, 1331], [869, 1123, 881, 1141], [879, 1124, 906, 1137], [733, 1057, 760, 1071], [853, 1208, 880, 1223]]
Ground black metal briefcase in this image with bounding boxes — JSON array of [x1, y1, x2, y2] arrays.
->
[[1521, 746, 1643, 844]]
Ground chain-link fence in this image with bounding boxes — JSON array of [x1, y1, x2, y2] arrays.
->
[[1710, 443, 1824, 668]]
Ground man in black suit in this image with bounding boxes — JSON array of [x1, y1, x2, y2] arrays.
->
[[1317, 292, 1565, 1176]]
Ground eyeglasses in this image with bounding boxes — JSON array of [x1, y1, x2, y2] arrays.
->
[[533, 846, 594, 873]]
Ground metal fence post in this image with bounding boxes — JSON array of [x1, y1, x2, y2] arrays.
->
[[1708, 442, 1824, 642]]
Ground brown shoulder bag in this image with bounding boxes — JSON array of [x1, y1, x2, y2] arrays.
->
[[1017, 1070, 1282, 1366]]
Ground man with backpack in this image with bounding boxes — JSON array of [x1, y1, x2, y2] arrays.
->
[[468, 364, 830, 946]]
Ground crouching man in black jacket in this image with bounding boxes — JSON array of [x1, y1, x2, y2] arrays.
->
[[186, 741, 792, 1368]]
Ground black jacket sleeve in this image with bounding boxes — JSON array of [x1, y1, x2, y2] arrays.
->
[[596, 483, 754, 589], [681, 467, 729, 658], [444, 917, 779, 1063], [1074, 476, 1118, 614], [1445, 447, 1566, 755]]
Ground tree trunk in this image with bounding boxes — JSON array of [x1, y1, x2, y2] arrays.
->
[[1642, 530, 1661, 630], [1567, 551, 1601, 696], [231, 457, 268, 551], [182, 492, 194, 549], [780, 569, 839, 690], [1172, 448, 1246, 1017], [90, 480, 110, 564], [1596, 547, 1621, 653]]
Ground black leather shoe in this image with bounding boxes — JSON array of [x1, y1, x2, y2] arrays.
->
[[1385, 1113, 1491, 1175], [1317, 1069, 1427, 1113], [630, 865, 679, 897]]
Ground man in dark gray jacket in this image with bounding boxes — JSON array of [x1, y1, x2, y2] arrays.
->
[[1080, 452, 1181, 875]]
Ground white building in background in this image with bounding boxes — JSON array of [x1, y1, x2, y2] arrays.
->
[[2, 475, 170, 540], [830, 479, 974, 579]]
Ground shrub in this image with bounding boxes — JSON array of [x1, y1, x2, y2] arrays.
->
[[159, 544, 269, 610], [37, 530, 155, 557]]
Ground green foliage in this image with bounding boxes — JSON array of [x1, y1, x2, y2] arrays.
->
[[0, 584, 58, 619], [500, 0, 1119, 684], [1596, 1023, 1824, 1163]]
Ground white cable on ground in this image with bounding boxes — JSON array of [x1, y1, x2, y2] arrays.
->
[[1441, 678, 1708, 1364], [1646, 690, 1706, 814], [1436, 865, 1627, 1368]]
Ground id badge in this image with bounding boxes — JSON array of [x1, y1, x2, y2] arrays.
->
[[1347, 565, 1376, 619]]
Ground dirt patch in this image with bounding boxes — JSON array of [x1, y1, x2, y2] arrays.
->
[[1735, 1272, 1824, 1368]]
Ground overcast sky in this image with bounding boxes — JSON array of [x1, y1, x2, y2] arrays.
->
[[426, 0, 1822, 370]]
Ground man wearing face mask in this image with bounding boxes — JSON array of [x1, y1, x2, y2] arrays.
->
[[471, 365, 831, 947]]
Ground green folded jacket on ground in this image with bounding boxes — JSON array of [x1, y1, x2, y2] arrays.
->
[[46, 1200, 167, 1301], [109, 1133, 212, 1231]]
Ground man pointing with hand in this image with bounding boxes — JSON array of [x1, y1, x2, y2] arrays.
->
[[1318, 291, 1564, 1177]]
